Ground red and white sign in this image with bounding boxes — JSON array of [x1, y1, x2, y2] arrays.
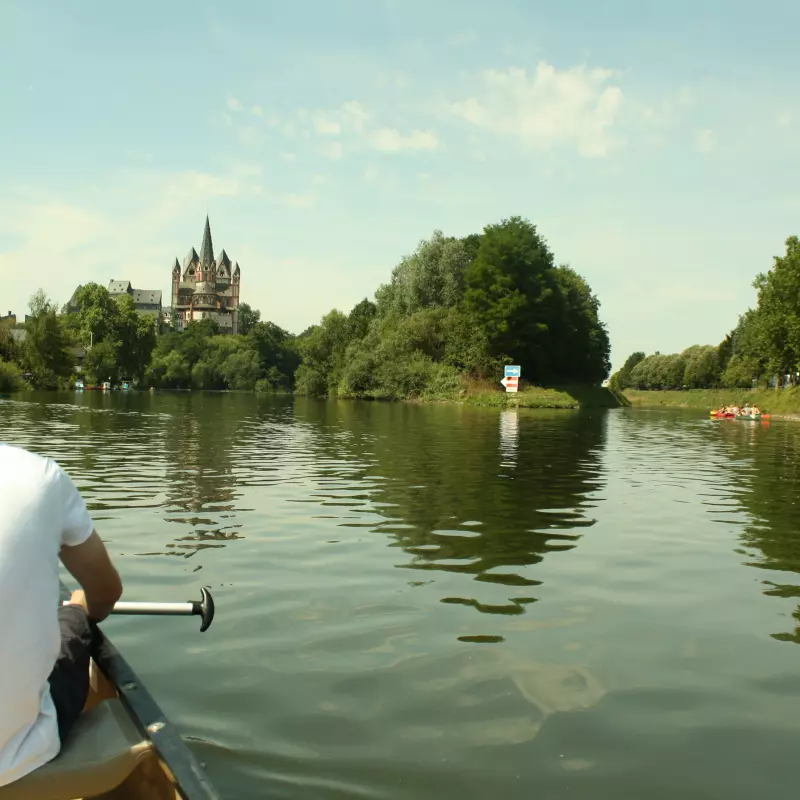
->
[[500, 376, 519, 393]]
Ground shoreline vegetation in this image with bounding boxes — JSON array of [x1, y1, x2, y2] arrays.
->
[[610, 236, 800, 407], [623, 388, 800, 418], [1, 217, 617, 410]]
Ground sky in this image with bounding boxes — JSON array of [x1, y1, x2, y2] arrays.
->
[[1, 0, 799, 372]]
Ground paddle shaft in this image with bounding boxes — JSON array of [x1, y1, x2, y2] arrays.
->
[[110, 601, 197, 616], [62, 587, 215, 632]]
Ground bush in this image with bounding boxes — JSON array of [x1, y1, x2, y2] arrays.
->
[[0, 359, 24, 393]]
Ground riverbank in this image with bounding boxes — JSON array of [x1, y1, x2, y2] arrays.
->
[[453, 383, 627, 409], [624, 388, 800, 418]]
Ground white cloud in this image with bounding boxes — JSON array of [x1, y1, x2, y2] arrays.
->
[[251, 105, 265, 117], [281, 192, 317, 209], [226, 97, 243, 112], [450, 62, 624, 157], [320, 141, 343, 159], [340, 101, 369, 133], [367, 128, 438, 152], [280, 152, 297, 162], [776, 111, 792, 128], [0, 167, 250, 315], [362, 166, 378, 183], [312, 113, 341, 135], [311, 174, 326, 186], [694, 128, 716, 154], [640, 86, 695, 128]]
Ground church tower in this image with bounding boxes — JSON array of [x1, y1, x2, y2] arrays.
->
[[169, 216, 242, 333]]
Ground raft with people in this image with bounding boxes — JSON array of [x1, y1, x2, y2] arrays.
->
[[710, 403, 770, 421]]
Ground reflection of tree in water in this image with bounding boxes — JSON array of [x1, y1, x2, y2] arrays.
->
[[714, 420, 800, 643], [158, 392, 252, 557], [295, 400, 608, 616]]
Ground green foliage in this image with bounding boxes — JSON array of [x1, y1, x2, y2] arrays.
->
[[682, 345, 720, 388], [67, 283, 156, 383], [461, 218, 609, 384], [297, 219, 610, 400], [375, 230, 471, 316], [84, 341, 119, 384], [237, 303, 261, 335], [23, 290, 74, 388], [146, 311, 298, 392], [610, 351, 646, 390], [0, 359, 24, 393]]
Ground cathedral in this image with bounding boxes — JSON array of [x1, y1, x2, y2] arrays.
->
[[170, 217, 241, 333]]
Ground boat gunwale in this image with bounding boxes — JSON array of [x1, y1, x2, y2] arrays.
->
[[90, 625, 222, 800]]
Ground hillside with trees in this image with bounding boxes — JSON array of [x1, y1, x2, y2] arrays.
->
[[1, 215, 612, 399]]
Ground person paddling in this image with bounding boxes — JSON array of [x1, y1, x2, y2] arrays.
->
[[0, 443, 123, 788]]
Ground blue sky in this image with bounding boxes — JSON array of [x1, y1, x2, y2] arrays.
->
[[1, 0, 799, 371]]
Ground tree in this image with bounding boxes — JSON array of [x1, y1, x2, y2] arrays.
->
[[682, 345, 720, 388], [551, 265, 611, 384], [84, 340, 119, 384], [23, 290, 74, 388], [238, 303, 261, 335], [612, 351, 646, 390], [113, 294, 156, 381], [375, 230, 472, 317], [753, 236, 800, 377], [463, 216, 562, 383]]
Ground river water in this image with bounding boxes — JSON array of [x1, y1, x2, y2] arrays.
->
[[1, 392, 799, 799]]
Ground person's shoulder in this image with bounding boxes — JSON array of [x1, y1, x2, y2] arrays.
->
[[0, 443, 58, 480]]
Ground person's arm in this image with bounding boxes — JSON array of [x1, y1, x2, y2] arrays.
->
[[60, 531, 123, 621]]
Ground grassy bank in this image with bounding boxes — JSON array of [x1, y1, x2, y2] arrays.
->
[[624, 388, 800, 416], [452, 381, 627, 409]]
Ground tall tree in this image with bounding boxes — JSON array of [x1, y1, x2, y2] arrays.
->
[[463, 216, 561, 382], [753, 236, 800, 377], [23, 290, 74, 388], [375, 230, 472, 317], [552, 265, 611, 384], [238, 303, 261, 335]]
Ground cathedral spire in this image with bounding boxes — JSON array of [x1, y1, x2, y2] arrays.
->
[[199, 215, 214, 269]]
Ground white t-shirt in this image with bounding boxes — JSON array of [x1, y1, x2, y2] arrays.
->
[[0, 444, 94, 788]]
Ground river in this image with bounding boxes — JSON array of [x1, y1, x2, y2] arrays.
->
[[1, 392, 799, 799]]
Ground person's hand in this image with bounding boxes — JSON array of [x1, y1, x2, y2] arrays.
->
[[68, 589, 89, 614]]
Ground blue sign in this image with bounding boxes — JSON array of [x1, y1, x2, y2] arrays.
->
[[504, 365, 521, 378]]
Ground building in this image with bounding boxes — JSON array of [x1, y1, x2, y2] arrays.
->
[[170, 216, 241, 334], [0, 312, 16, 326], [67, 282, 163, 331], [107, 281, 163, 323]]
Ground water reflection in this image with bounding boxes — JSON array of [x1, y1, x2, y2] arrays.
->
[[291, 401, 608, 630]]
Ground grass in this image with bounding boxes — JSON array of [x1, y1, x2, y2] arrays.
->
[[455, 379, 627, 409], [624, 387, 800, 417]]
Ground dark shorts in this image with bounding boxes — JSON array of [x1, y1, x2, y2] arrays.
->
[[48, 605, 98, 743]]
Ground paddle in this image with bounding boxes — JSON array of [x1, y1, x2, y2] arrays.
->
[[63, 587, 216, 632]]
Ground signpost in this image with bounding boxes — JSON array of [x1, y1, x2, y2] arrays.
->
[[501, 365, 521, 393]]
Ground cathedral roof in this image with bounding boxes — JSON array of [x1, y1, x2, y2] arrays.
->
[[217, 249, 231, 268], [199, 215, 214, 268], [182, 247, 199, 270]]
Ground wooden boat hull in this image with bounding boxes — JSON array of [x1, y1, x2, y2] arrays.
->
[[1, 618, 220, 799]]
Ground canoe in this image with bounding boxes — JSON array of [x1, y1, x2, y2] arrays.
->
[[0, 618, 220, 799], [710, 411, 769, 421]]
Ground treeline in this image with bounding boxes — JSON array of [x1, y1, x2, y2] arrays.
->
[[1, 215, 611, 397], [612, 235, 800, 391], [295, 217, 610, 399]]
